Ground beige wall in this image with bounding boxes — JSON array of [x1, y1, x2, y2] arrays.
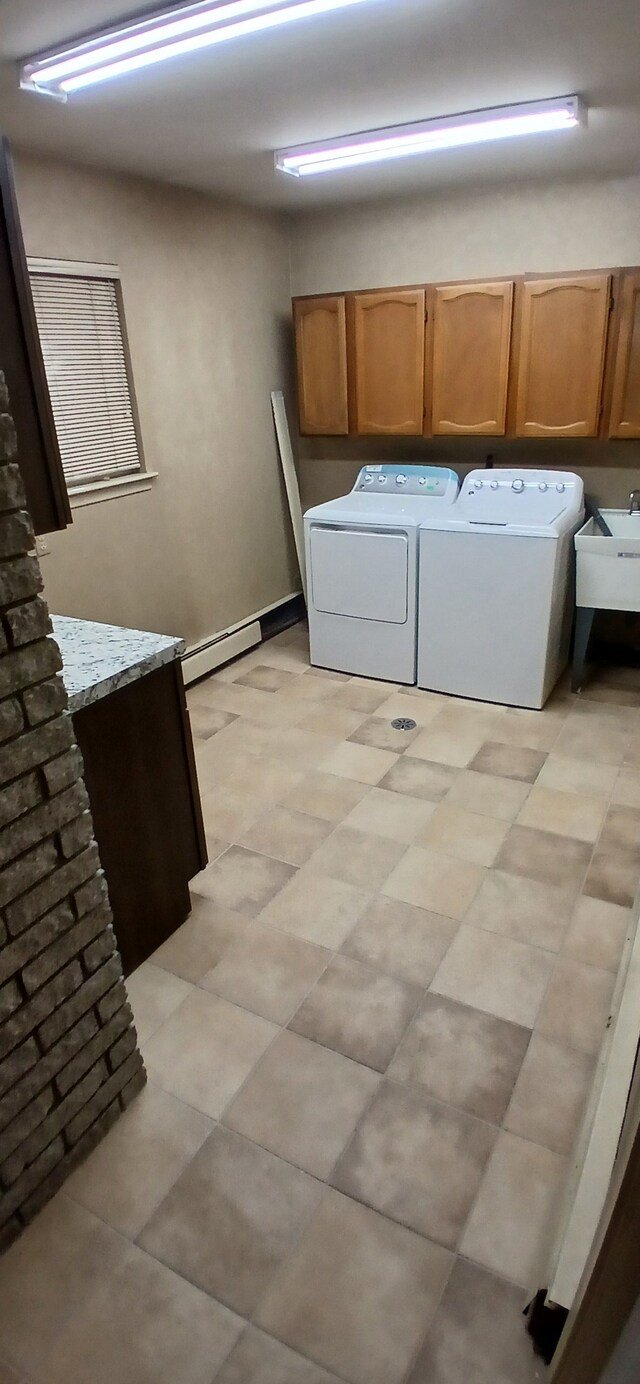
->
[[14, 154, 299, 648], [289, 173, 640, 511]]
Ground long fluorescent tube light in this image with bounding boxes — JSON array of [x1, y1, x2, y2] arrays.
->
[[276, 96, 585, 177], [20, 0, 379, 97]]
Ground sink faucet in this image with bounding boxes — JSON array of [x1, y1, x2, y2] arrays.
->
[[629, 490, 640, 514]]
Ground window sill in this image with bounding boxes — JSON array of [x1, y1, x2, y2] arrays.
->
[[68, 471, 158, 509]]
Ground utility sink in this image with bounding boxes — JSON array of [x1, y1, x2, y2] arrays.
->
[[575, 510, 640, 612]]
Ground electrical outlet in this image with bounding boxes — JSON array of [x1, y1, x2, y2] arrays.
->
[[35, 535, 51, 559]]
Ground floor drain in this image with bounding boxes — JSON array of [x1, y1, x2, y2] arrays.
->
[[391, 717, 417, 731]]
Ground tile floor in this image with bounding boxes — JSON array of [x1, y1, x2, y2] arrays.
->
[[1, 620, 637, 1384]]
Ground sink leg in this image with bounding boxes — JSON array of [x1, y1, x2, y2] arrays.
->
[[572, 606, 596, 692]]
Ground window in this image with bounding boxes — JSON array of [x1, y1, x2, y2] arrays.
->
[[28, 259, 146, 494]]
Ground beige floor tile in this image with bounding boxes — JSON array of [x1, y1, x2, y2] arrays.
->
[[444, 769, 530, 821], [150, 896, 248, 983], [319, 740, 398, 785], [139, 1127, 322, 1318], [583, 849, 640, 909], [504, 1033, 594, 1156], [553, 714, 632, 766], [383, 846, 485, 920], [409, 724, 487, 768], [217, 755, 304, 805], [296, 704, 368, 739], [418, 804, 509, 866], [348, 715, 420, 754], [201, 682, 312, 728], [379, 755, 458, 802], [468, 741, 547, 783], [330, 682, 393, 713], [612, 767, 640, 808], [333, 1080, 496, 1248], [215, 1326, 342, 1384], [495, 825, 592, 892], [192, 846, 296, 918], [255, 1189, 453, 1384], [375, 690, 445, 725], [389, 994, 530, 1124], [343, 786, 436, 844], [408, 1258, 542, 1384], [260, 869, 369, 949], [64, 1084, 213, 1238], [198, 787, 264, 842], [563, 895, 631, 972], [343, 896, 458, 987], [267, 728, 338, 772], [460, 1131, 567, 1287], [302, 665, 352, 682], [189, 706, 238, 740], [224, 1029, 379, 1179], [142, 988, 277, 1117], [43, 1241, 243, 1384], [279, 674, 342, 703], [431, 925, 553, 1027], [208, 716, 280, 759], [234, 665, 299, 692], [535, 957, 615, 1056], [124, 963, 192, 1045], [598, 803, 640, 857], [0, 1197, 129, 1376], [516, 785, 607, 843], [281, 770, 369, 823], [306, 824, 406, 891], [466, 869, 573, 951], [537, 754, 619, 799], [289, 954, 420, 1072], [238, 806, 333, 866], [496, 707, 566, 752], [200, 922, 329, 1024]]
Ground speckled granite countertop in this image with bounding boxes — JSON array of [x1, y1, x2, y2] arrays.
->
[[51, 615, 184, 713]]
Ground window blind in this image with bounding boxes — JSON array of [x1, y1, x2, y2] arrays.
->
[[29, 271, 142, 489]]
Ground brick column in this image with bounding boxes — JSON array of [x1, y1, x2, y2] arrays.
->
[[0, 371, 145, 1250]]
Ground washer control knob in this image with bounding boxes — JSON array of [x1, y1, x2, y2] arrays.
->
[[396, 474, 407, 486], [512, 479, 525, 493], [556, 482, 565, 492], [539, 482, 548, 492], [474, 479, 483, 490], [491, 480, 499, 490]]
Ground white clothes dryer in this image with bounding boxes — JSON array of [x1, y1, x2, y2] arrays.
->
[[417, 468, 584, 708], [305, 464, 460, 684]]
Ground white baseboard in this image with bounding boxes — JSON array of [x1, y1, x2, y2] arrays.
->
[[181, 591, 301, 686]]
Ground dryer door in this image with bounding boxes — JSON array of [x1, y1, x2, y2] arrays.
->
[[309, 524, 409, 623]]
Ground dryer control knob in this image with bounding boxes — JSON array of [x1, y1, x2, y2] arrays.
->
[[396, 475, 407, 486], [418, 478, 427, 485], [512, 479, 525, 492], [556, 482, 565, 492], [364, 475, 374, 484], [378, 476, 387, 485]]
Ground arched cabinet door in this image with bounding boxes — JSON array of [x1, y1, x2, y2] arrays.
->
[[353, 289, 426, 434], [431, 280, 514, 435], [608, 271, 640, 438], [293, 295, 349, 436], [514, 274, 611, 437]]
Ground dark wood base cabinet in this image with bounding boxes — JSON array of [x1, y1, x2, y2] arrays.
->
[[72, 660, 207, 976]]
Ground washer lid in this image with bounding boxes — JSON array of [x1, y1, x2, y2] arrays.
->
[[420, 469, 584, 537]]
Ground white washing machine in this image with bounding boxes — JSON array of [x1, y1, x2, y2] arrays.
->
[[305, 464, 460, 683], [417, 468, 584, 708]]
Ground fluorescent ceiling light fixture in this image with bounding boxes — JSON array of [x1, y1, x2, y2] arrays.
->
[[276, 96, 585, 177], [20, 0, 379, 97]]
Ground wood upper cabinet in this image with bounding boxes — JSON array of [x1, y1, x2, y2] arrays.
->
[[294, 295, 349, 435], [608, 271, 640, 438], [353, 289, 425, 434], [514, 273, 611, 437], [430, 280, 514, 435]]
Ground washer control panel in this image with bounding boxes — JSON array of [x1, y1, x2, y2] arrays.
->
[[458, 469, 584, 527], [355, 464, 459, 499]]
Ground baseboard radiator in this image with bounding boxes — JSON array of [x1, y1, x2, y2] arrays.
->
[[181, 591, 304, 686]]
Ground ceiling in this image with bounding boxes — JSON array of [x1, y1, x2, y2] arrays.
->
[[0, 0, 639, 209]]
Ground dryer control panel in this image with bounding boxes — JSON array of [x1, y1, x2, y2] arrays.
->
[[354, 464, 459, 498]]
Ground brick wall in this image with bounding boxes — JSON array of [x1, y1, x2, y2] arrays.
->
[[0, 371, 145, 1250]]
